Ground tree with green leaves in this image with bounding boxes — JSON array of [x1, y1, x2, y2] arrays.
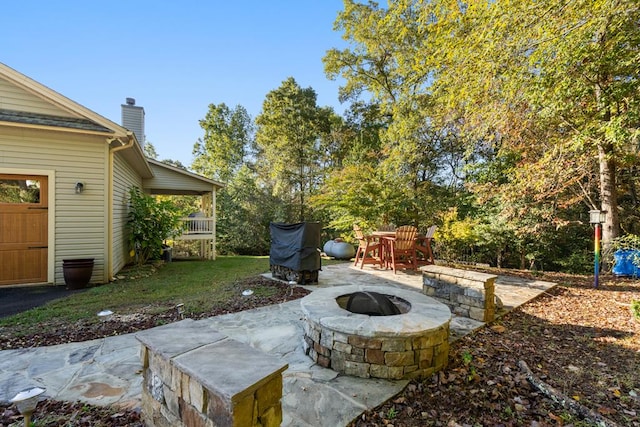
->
[[309, 102, 388, 236], [192, 103, 254, 183], [324, 0, 640, 266], [143, 142, 158, 159], [190, 102, 273, 254], [255, 77, 336, 222], [216, 165, 283, 255], [425, 0, 640, 246], [323, 0, 468, 233]]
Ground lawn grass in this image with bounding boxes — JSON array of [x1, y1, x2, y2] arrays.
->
[[0, 256, 271, 328], [0, 255, 347, 332]]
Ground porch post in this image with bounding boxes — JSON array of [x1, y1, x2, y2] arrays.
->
[[211, 186, 217, 260]]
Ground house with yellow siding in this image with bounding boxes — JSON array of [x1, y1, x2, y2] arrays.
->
[[0, 62, 223, 287]]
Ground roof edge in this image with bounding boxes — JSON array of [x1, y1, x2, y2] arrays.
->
[[147, 158, 226, 188], [1, 62, 152, 178], [0, 62, 129, 137]]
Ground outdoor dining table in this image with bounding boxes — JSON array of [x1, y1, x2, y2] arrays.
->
[[371, 230, 434, 268], [371, 231, 397, 269]]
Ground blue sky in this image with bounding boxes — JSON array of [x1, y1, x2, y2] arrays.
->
[[2, 1, 348, 167]]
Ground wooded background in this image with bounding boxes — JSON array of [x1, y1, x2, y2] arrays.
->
[[147, 0, 640, 273]]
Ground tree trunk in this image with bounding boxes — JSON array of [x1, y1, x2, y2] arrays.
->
[[593, 25, 619, 250], [598, 141, 619, 250]]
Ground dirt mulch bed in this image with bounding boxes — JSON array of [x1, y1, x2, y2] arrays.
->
[[1, 400, 143, 427], [1, 271, 639, 426]]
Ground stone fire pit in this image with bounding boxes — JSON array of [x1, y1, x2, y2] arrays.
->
[[300, 285, 451, 380]]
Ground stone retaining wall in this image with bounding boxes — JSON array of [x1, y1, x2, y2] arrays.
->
[[136, 320, 287, 427], [422, 265, 497, 322]]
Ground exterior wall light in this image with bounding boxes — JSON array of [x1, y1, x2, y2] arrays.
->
[[75, 182, 84, 194]]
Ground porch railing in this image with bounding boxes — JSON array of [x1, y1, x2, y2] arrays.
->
[[175, 216, 215, 240]]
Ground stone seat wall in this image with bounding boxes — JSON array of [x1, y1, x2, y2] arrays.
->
[[421, 265, 497, 322], [136, 320, 287, 427]]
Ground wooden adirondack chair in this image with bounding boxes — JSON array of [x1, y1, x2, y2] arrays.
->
[[383, 225, 418, 274], [416, 225, 437, 266], [353, 225, 382, 269]]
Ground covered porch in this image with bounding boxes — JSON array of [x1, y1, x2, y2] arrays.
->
[[143, 159, 225, 260]]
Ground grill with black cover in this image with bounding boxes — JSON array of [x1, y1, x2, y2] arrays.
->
[[269, 222, 321, 284]]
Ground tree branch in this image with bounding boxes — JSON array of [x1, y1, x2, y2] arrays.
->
[[518, 360, 619, 427]]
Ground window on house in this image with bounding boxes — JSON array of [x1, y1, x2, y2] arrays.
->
[[0, 178, 41, 204]]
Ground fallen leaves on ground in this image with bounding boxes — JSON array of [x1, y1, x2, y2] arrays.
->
[[350, 272, 640, 427], [1, 400, 143, 426]]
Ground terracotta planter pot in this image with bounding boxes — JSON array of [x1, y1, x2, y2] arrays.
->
[[63, 258, 94, 289]]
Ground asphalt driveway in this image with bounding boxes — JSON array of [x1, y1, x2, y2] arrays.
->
[[0, 285, 86, 319]]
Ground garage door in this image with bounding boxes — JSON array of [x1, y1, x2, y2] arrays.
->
[[0, 174, 48, 285]]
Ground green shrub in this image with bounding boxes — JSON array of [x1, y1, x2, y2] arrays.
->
[[632, 300, 640, 321], [556, 250, 593, 274], [127, 187, 184, 266], [608, 234, 640, 251], [607, 234, 640, 263], [436, 207, 480, 262]]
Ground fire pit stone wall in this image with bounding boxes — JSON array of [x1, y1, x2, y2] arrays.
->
[[300, 285, 452, 380]]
